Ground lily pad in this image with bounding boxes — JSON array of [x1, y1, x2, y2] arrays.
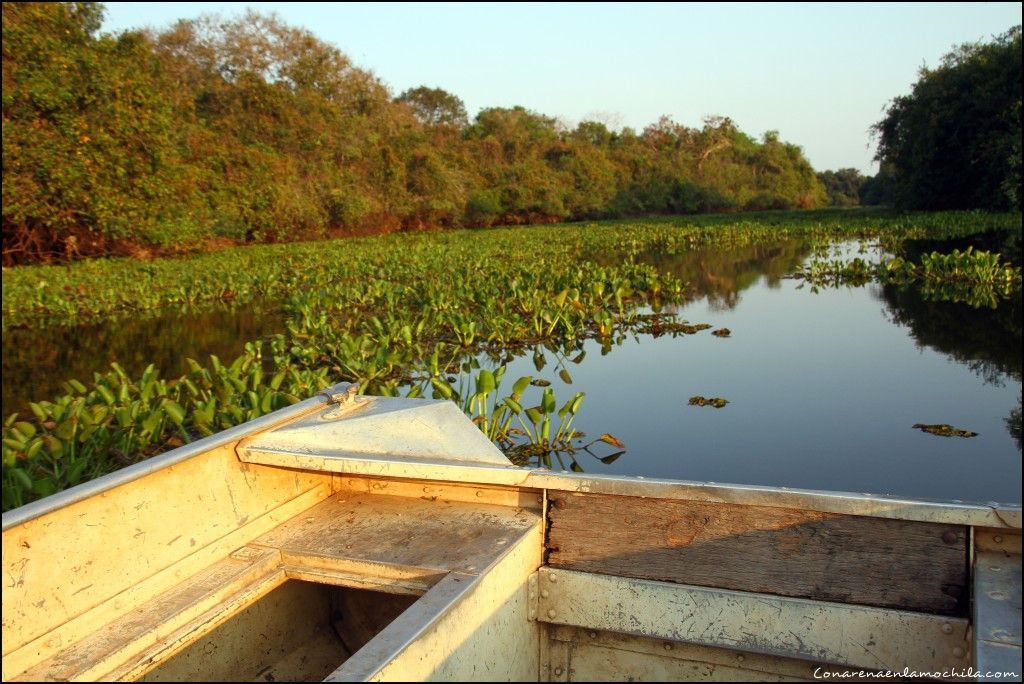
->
[[912, 423, 978, 438]]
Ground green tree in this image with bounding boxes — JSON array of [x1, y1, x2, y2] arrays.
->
[[396, 86, 468, 128], [873, 26, 1022, 210], [2, 2, 197, 263], [817, 168, 866, 206], [859, 166, 895, 206]]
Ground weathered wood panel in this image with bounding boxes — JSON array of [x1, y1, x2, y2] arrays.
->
[[546, 492, 967, 614]]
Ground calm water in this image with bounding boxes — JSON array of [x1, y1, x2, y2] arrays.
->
[[1, 304, 286, 417], [2, 239, 1020, 504]]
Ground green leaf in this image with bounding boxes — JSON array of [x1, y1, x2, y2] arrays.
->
[[14, 422, 36, 440], [97, 384, 116, 405], [29, 402, 48, 421], [430, 377, 454, 399], [542, 387, 556, 414], [11, 468, 33, 492], [164, 401, 186, 425], [502, 397, 523, 414], [476, 369, 496, 395], [511, 376, 532, 397]]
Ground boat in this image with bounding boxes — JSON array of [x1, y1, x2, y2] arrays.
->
[[2, 383, 1021, 682]]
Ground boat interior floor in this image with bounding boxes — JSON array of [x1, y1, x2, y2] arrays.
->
[[14, 491, 542, 682]]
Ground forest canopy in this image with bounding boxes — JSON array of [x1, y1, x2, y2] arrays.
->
[[5, 2, 830, 263], [873, 25, 1022, 211]]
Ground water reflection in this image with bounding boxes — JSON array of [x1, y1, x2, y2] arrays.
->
[[902, 229, 1021, 267], [596, 239, 812, 311], [2, 303, 284, 417], [2, 236, 1020, 501], [876, 284, 1022, 451], [877, 284, 1022, 386]]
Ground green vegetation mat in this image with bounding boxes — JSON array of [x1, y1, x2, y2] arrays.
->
[[2, 209, 1020, 510]]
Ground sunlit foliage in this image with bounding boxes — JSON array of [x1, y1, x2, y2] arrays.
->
[[3, 2, 828, 264]]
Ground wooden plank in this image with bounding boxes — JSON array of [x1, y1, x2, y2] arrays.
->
[[547, 492, 967, 614]]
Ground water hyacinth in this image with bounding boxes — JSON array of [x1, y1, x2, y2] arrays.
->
[[3, 208, 1020, 509]]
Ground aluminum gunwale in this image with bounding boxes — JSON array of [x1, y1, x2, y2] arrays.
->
[[5, 388, 1022, 530], [240, 446, 1023, 528], [0, 383, 348, 531]]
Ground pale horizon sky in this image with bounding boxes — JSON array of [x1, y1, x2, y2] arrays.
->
[[101, 2, 1022, 175]]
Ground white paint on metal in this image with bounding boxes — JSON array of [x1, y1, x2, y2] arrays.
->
[[239, 447, 1021, 528], [1, 383, 344, 531], [973, 550, 1022, 681], [535, 568, 971, 673], [551, 625, 821, 681], [241, 397, 513, 466], [326, 520, 542, 682]]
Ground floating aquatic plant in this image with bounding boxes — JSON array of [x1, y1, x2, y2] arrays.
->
[[688, 396, 729, 408], [912, 423, 978, 438]]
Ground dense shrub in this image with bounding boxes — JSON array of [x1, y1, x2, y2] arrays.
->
[[2, 2, 829, 264]]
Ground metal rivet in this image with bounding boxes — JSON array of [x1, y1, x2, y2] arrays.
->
[[990, 565, 1002, 572], [588, 631, 597, 639], [548, 573, 558, 583], [548, 609, 557, 619], [941, 530, 958, 545], [554, 667, 563, 676], [476, 491, 483, 497], [988, 590, 1008, 601], [423, 486, 430, 493], [993, 535, 1003, 543], [953, 647, 965, 658], [663, 643, 673, 651], [537, 496, 543, 504], [541, 589, 550, 598], [736, 654, 745, 662], [941, 623, 953, 634]]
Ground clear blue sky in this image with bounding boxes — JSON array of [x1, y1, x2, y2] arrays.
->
[[101, 2, 1022, 175]]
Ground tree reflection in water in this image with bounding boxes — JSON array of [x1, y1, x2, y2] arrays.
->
[[877, 283, 1022, 449]]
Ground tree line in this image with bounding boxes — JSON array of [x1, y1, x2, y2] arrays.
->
[[2, 3, 828, 264], [3, 5, 1017, 265]]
